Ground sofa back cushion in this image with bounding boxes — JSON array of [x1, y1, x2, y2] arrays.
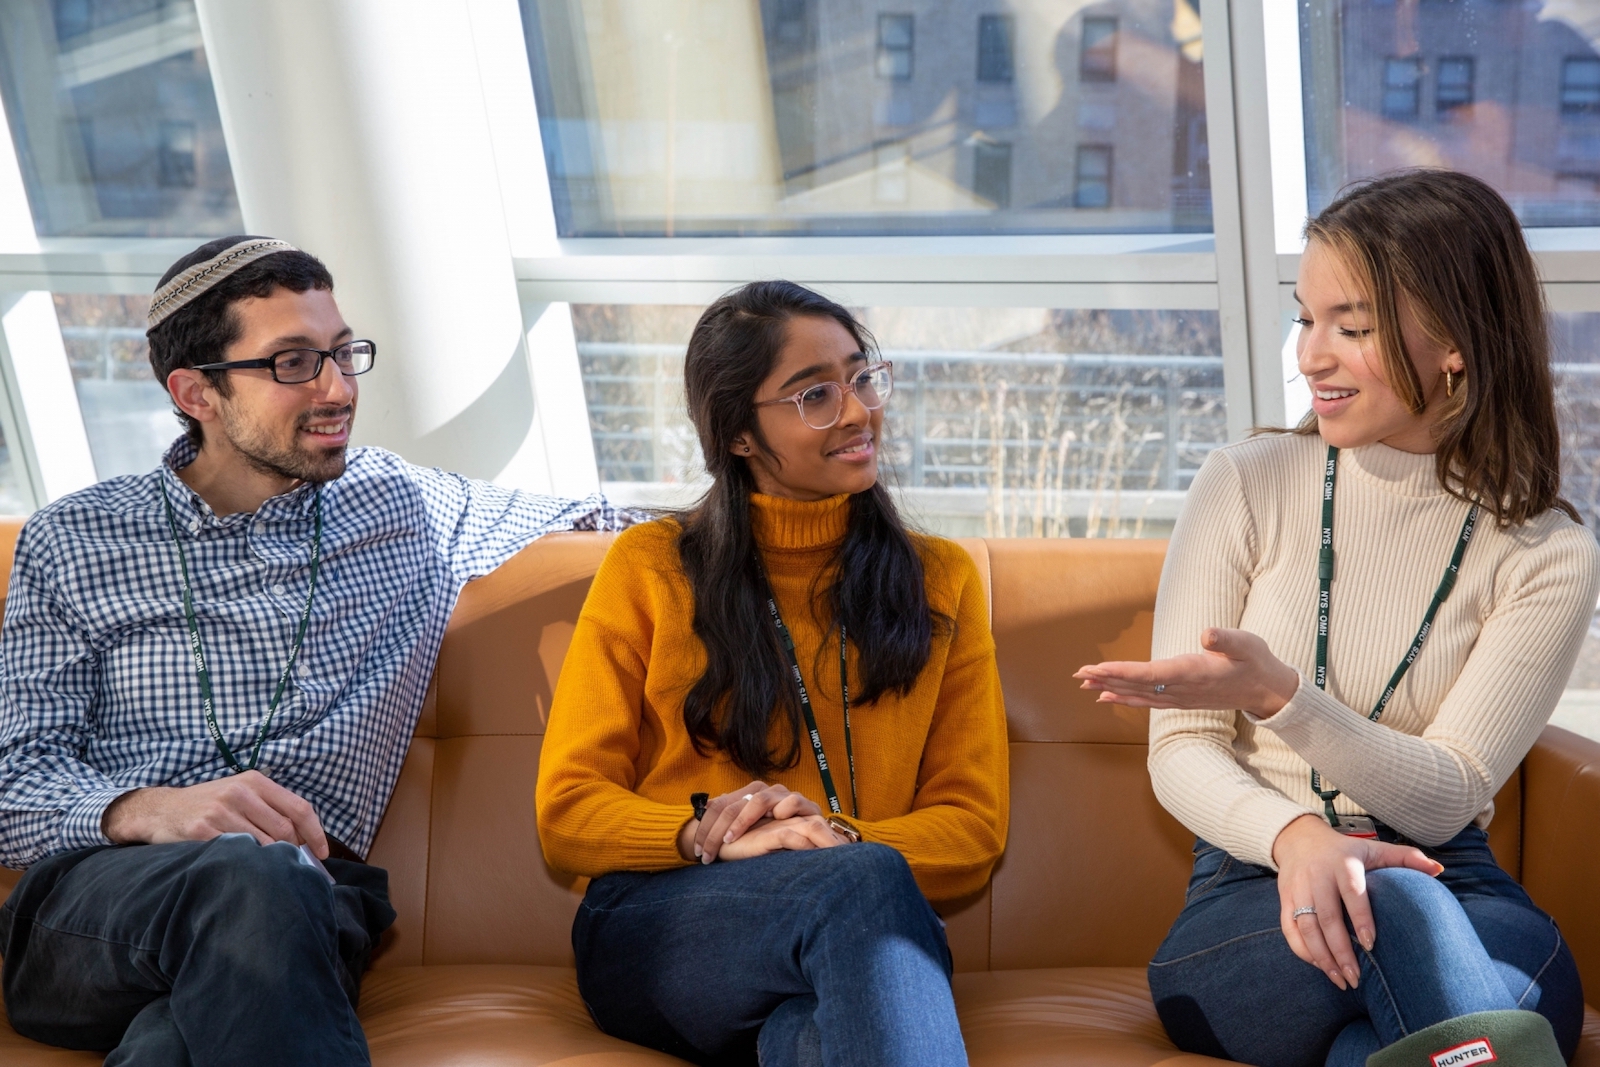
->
[[291, 531, 1524, 971]]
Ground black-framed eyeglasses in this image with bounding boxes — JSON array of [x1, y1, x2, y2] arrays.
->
[[754, 361, 894, 430], [192, 340, 377, 385]]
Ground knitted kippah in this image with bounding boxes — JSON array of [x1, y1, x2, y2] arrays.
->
[[1366, 1010, 1562, 1067], [147, 237, 299, 330]]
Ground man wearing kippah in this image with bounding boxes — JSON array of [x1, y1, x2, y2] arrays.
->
[[0, 236, 636, 1065]]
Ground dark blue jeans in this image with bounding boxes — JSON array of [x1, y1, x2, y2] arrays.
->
[[1148, 825, 1583, 1067], [0, 834, 395, 1066], [573, 842, 967, 1067]]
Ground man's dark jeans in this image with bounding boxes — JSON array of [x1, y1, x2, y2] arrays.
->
[[574, 842, 968, 1067], [0, 834, 396, 1066]]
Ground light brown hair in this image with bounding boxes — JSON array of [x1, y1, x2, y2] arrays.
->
[[1301, 169, 1575, 526]]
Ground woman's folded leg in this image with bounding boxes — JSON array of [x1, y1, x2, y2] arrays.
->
[[572, 843, 964, 1067]]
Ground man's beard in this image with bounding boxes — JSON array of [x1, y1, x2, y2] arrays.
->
[[215, 402, 354, 485]]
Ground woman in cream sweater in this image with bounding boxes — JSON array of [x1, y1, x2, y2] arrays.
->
[[1079, 170, 1599, 1066], [536, 281, 1007, 1067]]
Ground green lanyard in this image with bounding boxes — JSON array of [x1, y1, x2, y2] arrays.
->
[[158, 477, 323, 774], [765, 594, 858, 819], [1310, 444, 1477, 826]]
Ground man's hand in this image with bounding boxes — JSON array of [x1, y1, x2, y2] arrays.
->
[[102, 771, 329, 859]]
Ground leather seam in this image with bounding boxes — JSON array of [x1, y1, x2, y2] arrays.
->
[[420, 739, 436, 965]]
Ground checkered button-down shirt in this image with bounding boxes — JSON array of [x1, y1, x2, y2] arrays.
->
[[0, 437, 635, 868]]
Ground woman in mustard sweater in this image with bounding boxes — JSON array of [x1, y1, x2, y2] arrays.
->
[[536, 281, 1008, 1067]]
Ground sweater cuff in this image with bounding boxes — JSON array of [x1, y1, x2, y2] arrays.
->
[[614, 802, 697, 871], [1256, 675, 1362, 759], [1242, 671, 1316, 728], [60, 785, 133, 852]]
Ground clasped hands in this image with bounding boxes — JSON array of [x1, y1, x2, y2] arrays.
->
[[1075, 627, 1444, 990], [676, 782, 848, 864]]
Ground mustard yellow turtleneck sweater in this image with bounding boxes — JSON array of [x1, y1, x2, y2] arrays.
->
[[535, 491, 1009, 902]]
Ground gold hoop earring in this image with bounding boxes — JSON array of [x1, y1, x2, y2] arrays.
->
[[1445, 369, 1460, 398]]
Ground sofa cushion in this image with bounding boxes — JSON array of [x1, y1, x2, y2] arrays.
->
[[2, 963, 1599, 1064], [361, 965, 690, 1065]]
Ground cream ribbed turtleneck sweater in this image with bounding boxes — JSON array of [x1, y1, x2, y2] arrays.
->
[[1150, 431, 1600, 869]]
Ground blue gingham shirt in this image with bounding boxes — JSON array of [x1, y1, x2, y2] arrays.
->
[[0, 437, 634, 868]]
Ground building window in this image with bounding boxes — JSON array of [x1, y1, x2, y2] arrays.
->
[[1562, 57, 1600, 116], [977, 14, 1014, 83], [159, 121, 197, 188], [973, 141, 1012, 208], [877, 14, 913, 80], [1435, 56, 1474, 115], [1382, 57, 1423, 119], [1080, 17, 1117, 83], [1074, 144, 1112, 208], [770, 0, 809, 46]]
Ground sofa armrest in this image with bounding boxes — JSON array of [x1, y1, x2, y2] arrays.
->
[[1522, 725, 1600, 1000]]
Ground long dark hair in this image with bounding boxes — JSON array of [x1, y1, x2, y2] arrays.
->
[[1301, 169, 1575, 526], [676, 281, 943, 778]]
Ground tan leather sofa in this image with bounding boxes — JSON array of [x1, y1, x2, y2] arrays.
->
[[1, 530, 1599, 1065]]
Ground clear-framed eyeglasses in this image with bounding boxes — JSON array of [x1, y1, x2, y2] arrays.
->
[[191, 340, 377, 385], [754, 361, 894, 430]]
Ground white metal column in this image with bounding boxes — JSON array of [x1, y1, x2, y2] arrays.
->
[[1203, 0, 1293, 437], [194, 0, 589, 492]]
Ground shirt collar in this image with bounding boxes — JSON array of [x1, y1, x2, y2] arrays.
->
[[160, 436, 322, 525]]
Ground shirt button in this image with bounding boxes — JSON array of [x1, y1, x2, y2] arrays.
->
[[273, 584, 286, 595], [188, 520, 200, 533], [298, 663, 311, 678]]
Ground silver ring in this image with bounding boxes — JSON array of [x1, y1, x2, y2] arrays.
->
[[1292, 905, 1317, 919], [1154, 684, 1167, 693], [742, 794, 754, 801]]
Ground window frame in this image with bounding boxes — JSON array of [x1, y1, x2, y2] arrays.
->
[[1434, 55, 1474, 115], [1080, 16, 1118, 84], [976, 14, 1015, 85], [1381, 56, 1424, 120], [876, 13, 914, 81], [1561, 56, 1600, 117]]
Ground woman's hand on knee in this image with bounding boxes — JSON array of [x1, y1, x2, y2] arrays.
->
[[1272, 815, 1444, 991], [716, 814, 844, 861], [691, 782, 824, 864]]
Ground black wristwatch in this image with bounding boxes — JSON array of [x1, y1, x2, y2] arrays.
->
[[690, 792, 709, 821]]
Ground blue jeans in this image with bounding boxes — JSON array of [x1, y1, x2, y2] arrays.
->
[[573, 842, 967, 1067], [0, 835, 395, 1066], [1148, 825, 1583, 1067]]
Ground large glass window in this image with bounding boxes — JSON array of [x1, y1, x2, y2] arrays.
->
[[1301, 2, 1600, 225], [1536, 313, 1600, 738], [56, 292, 173, 478], [0, 0, 242, 237], [519, 0, 1211, 236], [576, 303, 1224, 539]]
